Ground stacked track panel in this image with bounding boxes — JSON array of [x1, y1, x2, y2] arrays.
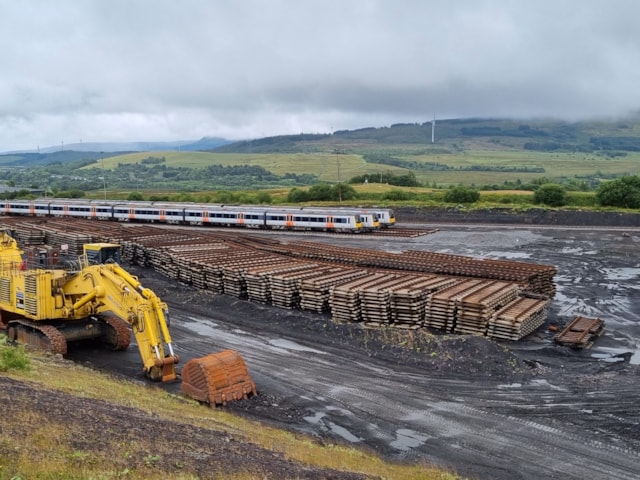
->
[[330, 273, 397, 323], [488, 296, 550, 340], [0, 218, 556, 341], [455, 281, 520, 336], [390, 276, 458, 327], [300, 269, 369, 313], [244, 263, 319, 304], [270, 265, 333, 309], [425, 279, 489, 332]]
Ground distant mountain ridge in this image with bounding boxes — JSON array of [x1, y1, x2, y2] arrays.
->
[[4, 136, 232, 155], [210, 116, 640, 154], [5, 115, 640, 163]]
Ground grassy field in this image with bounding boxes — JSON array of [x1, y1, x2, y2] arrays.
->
[[89, 151, 407, 183], [88, 149, 640, 188]]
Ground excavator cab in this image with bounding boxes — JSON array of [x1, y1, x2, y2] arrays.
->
[[83, 243, 122, 265]]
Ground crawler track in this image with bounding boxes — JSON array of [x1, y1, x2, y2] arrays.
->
[[8, 319, 67, 355]]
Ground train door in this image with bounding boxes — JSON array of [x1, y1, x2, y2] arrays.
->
[[326, 215, 335, 230]]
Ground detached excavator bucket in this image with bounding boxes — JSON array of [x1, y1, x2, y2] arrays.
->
[[181, 350, 257, 406]]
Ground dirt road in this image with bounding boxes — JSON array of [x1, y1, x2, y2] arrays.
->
[[69, 224, 640, 480]]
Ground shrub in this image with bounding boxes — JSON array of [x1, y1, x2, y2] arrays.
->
[[444, 186, 480, 203], [286, 187, 310, 203], [255, 191, 273, 204], [382, 189, 417, 201], [127, 192, 144, 201], [596, 176, 640, 208], [534, 183, 567, 207]]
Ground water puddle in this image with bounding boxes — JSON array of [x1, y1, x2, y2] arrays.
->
[[268, 338, 325, 354], [184, 319, 218, 337], [328, 422, 361, 443], [303, 412, 361, 443], [602, 267, 640, 281], [390, 428, 431, 451], [591, 346, 640, 364], [484, 251, 532, 260], [303, 411, 326, 424]]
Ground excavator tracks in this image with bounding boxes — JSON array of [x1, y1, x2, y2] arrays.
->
[[7, 319, 67, 355], [99, 315, 132, 351]]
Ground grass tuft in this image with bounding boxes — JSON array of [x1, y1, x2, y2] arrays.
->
[[0, 337, 31, 372]]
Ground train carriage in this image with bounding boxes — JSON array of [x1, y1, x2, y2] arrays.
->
[[48, 200, 113, 220], [296, 207, 380, 231], [3, 200, 40, 216], [264, 208, 362, 232], [370, 208, 396, 227]]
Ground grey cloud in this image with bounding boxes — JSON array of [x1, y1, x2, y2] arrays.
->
[[1, 0, 640, 150]]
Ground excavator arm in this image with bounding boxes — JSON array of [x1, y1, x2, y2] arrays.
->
[[65, 263, 179, 382]]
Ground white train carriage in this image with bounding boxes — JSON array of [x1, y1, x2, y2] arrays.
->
[[369, 208, 395, 227], [296, 207, 380, 231], [111, 202, 185, 223], [3, 200, 45, 216], [145, 203, 186, 223], [48, 199, 113, 220], [183, 204, 237, 226], [265, 208, 362, 232], [185, 205, 271, 228]]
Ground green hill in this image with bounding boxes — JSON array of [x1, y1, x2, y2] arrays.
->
[[1, 116, 639, 195]]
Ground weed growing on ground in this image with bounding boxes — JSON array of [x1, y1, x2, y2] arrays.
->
[[0, 337, 31, 372]]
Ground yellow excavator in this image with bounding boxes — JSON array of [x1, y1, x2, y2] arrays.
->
[[0, 231, 256, 406]]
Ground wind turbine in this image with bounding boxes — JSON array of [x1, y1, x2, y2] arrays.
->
[[431, 114, 436, 143]]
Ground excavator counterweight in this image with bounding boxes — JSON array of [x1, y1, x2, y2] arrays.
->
[[0, 232, 256, 405]]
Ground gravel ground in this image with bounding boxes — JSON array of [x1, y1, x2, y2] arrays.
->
[[8, 221, 640, 480]]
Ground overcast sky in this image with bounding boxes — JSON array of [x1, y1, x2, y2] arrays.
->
[[2, 0, 640, 151]]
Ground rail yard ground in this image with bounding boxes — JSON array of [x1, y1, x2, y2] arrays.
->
[[3, 216, 640, 479]]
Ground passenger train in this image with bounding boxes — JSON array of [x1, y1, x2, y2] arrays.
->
[[1, 199, 396, 233]]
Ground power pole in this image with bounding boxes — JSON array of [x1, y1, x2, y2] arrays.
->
[[336, 149, 342, 202]]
